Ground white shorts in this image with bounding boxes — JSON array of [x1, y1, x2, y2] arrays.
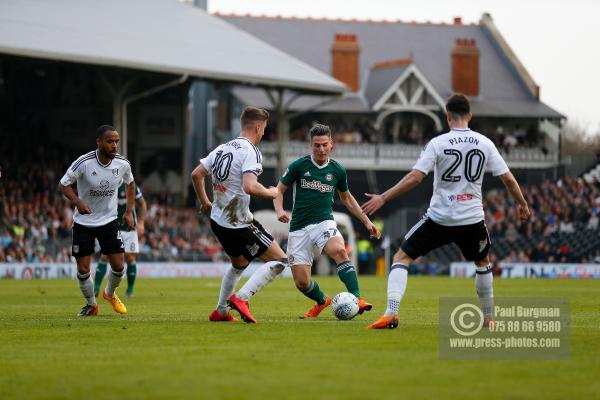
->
[[287, 220, 342, 266], [120, 230, 140, 254]]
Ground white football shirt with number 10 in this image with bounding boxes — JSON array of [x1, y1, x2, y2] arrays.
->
[[413, 128, 509, 226], [200, 137, 263, 229]]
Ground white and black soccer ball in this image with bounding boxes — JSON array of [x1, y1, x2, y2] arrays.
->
[[332, 292, 359, 320]]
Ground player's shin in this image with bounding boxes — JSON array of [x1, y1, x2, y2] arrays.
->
[[77, 271, 96, 306], [236, 259, 286, 301], [105, 267, 124, 297], [475, 265, 494, 318], [301, 280, 328, 305], [385, 263, 408, 316], [336, 261, 360, 297], [126, 262, 137, 294], [94, 260, 108, 292], [216, 265, 244, 314]]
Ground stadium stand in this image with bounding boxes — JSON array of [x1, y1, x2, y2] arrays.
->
[[2, 143, 599, 271]]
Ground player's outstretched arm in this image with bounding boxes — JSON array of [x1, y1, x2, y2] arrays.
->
[[339, 190, 381, 239], [242, 172, 278, 199], [124, 182, 135, 230], [191, 164, 212, 214], [361, 169, 425, 215], [499, 172, 531, 221], [58, 183, 91, 214], [135, 195, 147, 236], [273, 182, 289, 223]]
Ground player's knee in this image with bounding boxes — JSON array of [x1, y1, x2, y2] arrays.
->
[[294, 276, 310, 291], [393, 250, 412, 265], [125, 254, 136, 264], [332, 247, 349, 262], [474, 255, 490, 267]]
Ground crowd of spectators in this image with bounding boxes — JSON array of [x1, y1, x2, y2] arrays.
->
[[0, 149, 228, 264], [2, 146, 599, 268], [484, 176, 600, 264]]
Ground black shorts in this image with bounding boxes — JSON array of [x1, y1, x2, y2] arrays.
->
[[401, 215, 490, 261], [72, 220, 124, 257], [210, 219, 273, 261]]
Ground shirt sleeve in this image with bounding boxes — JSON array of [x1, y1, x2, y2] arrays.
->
[[336, 163, 349, 192], [241, 147, 263, 176], [279, 160, 298, 186], [59, 159, 85, 186], [122, 163, 134, 185], [487, 145, 510, 176], [199, 150, 215, 173], [412, 140, 437, 174]]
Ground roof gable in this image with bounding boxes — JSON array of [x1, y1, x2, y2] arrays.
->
[[219, 14, 533, 101]]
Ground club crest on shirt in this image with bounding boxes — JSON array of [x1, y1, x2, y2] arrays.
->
[[325, 173, 333, 181], [112, 168, 119, 176]]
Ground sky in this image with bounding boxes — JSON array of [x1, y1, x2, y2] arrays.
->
[[209, 0, 600, 134]]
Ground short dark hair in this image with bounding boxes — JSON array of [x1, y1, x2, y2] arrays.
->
[[309, 123, 332, 139], [240, 106, 269, 130], [96, 125, 116, 139], [445, 93, 470, 118]]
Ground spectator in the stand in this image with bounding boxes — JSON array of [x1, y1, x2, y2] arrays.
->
[[587, 210, 599, 230], [559, 217, 575, 234], [503, 131, 518, 151]]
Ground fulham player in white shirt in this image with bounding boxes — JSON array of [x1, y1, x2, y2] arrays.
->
[[362, 94, 530, 329], [59, 125, 135, 317]]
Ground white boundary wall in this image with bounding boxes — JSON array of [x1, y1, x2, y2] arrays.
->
[[0, 262, 292, 280], [451, 262, 600, 278]]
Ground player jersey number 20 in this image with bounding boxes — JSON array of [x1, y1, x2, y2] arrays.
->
[[441, 149, 486, 183], [212, 150, 233, 182]]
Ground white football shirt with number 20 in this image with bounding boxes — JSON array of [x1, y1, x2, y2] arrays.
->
[[413, 128, 509, 226]]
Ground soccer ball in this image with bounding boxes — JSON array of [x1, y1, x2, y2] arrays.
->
[[332, 292, 360, 320]]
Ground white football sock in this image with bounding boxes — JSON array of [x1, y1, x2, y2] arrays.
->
[[475, 264, 494, 318], [236, 260, 287, 301], [216, 265, 244, 314], [77, 272, 96, 306], [105, 267, 124, 297], [384, 264, 408, 316]]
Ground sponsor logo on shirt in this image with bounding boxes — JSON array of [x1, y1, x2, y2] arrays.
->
[[448, 194, 473, 202], [300, 179, 334, 193], [213, 182, 227, 193], [304, 171, 311, 176], [89, 179, 115, 197]]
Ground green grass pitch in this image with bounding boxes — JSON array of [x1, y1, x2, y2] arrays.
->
[[1, 276, 599, 400]]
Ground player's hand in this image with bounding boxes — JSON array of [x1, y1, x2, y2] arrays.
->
[[277, 209, 289, 223], [137, 221, 145, 236], [267, 186, 279, 199], [365, 221, 381, 240], [518, 204, 531, 221], [76, 200, 92, 215], [361, 193, 385, 215], [123, 210, 135, 230], [200, 202, 212, 215]]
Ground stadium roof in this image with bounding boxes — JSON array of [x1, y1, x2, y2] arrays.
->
[[219, 13, 564, 118], [0, 0, 346, 94]]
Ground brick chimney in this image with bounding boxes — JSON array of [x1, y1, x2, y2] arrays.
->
[[331, 34, 360, 92], [451, 38, 480, 96]]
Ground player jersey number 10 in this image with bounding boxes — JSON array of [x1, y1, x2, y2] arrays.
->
[[212, 150, 233, 182]]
